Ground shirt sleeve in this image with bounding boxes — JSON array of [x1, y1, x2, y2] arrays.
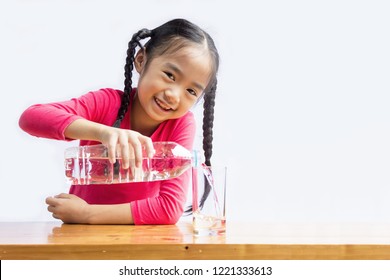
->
[[18, 88, 121, 140], [131, 112, 197, 225]]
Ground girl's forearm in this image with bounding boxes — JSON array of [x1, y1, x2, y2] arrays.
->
[[87, 203, 134, 224], [64, 119, 106, 142]]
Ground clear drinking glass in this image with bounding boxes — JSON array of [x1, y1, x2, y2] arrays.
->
[[192, 165, 227, 236]]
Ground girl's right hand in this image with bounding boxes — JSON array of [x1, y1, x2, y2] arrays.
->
[[97, 126, 155, 169]]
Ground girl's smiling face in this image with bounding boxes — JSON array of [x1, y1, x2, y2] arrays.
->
[[133, 44, 213, 126]]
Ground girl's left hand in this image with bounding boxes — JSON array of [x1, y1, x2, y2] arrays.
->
[[46, 193, 91, 224]]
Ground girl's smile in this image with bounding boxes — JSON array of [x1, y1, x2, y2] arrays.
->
[[154, 97, 174, 111]]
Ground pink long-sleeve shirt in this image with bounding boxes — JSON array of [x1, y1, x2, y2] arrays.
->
[[19, 88, 196, 225]]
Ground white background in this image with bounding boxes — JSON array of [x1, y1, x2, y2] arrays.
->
[[0, 0, 389, 223], [4, 260, 390, 280]]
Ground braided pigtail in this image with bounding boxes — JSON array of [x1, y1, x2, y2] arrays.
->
[[202, 80, 217, 166], [197, 80, 217, 209], [113, 28, 152, 128]]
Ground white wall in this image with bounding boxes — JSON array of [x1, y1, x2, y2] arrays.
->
[[1, 0, 389, 223]]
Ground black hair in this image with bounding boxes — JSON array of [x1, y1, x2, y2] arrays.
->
[[113, 18, 219, 213]]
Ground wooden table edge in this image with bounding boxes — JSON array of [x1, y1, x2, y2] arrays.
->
[[2, 243, 390, 260]]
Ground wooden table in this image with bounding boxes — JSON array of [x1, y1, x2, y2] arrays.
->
[[1, 221, 390, 259]]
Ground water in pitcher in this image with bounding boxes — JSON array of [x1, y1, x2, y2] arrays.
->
[[65, 156, 192, 184], [64, 142, 197, 185]]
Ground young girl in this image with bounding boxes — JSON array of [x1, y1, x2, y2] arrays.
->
[[19, 18, 219, 225]]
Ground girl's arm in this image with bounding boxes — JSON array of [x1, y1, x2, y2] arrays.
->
[[46, 194, 134, 224], [47, 170, 191, 225], [19, 89, 153, 167], [19, 88, 120, 141]]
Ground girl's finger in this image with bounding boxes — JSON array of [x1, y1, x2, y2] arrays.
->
[[119, 135, 130, 169], [52, 213, 60, 220], [141, 136, 155, 158], [128, 138, 142, 168], [47, 205, 55, 213], [45, 196, 57, 205], [54, 193, 71, 199], [127, 145, 135, 169], [107, 140, 118, 164]]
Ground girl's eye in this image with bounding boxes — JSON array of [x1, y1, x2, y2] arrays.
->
[[187, 89, 197, 97], [164, 72, 175, 81]]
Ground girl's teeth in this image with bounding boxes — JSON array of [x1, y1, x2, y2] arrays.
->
[[155, 98, 170, 110]]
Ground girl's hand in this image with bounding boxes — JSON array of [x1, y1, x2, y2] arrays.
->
[[46, 194, 91, 224], [64, 119, 155, 169], [97, 126, 155, 169]]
